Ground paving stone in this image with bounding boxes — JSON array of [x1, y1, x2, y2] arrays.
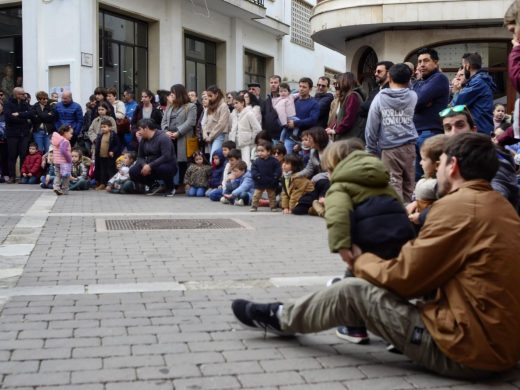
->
[[104, 354, 165, 369], [223, 348, 284, 362], [44, 337, 101, 349], [3, 372, 70, 387], [137, 365, 201, 380], [0, 360, 39, 374], [281, 383, 347, 390], [173, 375, 241, 389], [36, 385, 104, 390], [18, 328, 73, 339], [11, 347, 71, 360], [40, 358, 102, 372], [259, 357, 322, 372], [71, 368, 136, 384], [72, 345, 130, 358], [238, 371, 305, 387], [106, 382, 173, 390], [201, 361, 264, 376], [164, 352, 225, 365]]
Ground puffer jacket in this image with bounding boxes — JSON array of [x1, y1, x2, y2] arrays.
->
[[51, 132, 72, 165], [325, 150, 415, 255], [229, 106, 262, 148], [21, 151, 43, 177]]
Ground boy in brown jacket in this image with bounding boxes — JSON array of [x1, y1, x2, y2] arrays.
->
[[281, 154, 314, 214]]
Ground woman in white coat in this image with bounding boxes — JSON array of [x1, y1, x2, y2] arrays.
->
[[229, 95, 262, 167]]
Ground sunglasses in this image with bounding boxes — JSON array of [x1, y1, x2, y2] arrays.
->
[[439, 105, 467, 118]]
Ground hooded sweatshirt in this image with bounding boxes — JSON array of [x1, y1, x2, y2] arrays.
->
[[365, 88, 418, 154], [325, 151, 414, 257]]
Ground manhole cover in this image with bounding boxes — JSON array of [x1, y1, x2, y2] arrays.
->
[[97, 218, 247, 231]]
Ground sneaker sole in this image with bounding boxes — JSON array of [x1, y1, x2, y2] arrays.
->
[[231, 300, 293, 337], [335, 329, 370, 344]]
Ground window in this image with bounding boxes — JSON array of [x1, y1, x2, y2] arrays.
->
[[185, 35, 217, 97], [291, 0, 314, 50], [244, 51, 266, 94], [0, 7, 22, 97], [99, 10, 148, 96]]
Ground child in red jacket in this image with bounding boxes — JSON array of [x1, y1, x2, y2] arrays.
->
[[21, 143, 43, 184]]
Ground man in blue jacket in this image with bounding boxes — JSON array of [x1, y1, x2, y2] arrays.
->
[[287, 77, 319, 152], [412, 48, 450, 180], [451, 52, 496, 135], [55, 91, 83, 146]]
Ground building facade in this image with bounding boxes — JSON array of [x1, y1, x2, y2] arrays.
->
[[311, 0, 514, 108], [0, 0, 346, 104]]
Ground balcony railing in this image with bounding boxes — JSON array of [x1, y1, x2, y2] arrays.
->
[[247, 0, 265, 7]]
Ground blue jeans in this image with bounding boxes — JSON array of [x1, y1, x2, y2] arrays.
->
[[21, 176, 38, 184], [235, 192, 250, 205], [210, 134, 225, 161], [415, 130, 441, 181], [209, 188, 223, 201], [70, 178, 90, 191], [187, 186, 207, 197], [33, 130, 50, 154]]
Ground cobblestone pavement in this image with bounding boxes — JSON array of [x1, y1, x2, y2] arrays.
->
[[0, 185, 519, 389]]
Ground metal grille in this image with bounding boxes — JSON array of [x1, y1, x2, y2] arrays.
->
[[291, 0, 314, 50], [103, 219, 245, 231]]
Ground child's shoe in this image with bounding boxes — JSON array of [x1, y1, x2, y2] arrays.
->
[[220, 196, 230, 204], [259, 199, 270, 207], [235, 199, 245, 206], [249, 206, 258, 212], [311, 200, 325, 217], [336, 326, 370, 344], [53, 189, 63, 196]]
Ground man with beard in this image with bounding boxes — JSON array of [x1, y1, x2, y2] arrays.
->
[[451, 52, 496, 135], [359, 61, 394, 118], [232, 132, 520, 380]]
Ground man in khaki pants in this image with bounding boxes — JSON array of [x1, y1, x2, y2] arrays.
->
[[232, 133, 520, 379]]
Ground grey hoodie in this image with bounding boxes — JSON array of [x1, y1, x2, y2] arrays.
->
[[365, 88, 418, 154]]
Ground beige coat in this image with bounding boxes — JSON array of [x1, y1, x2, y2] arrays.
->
[[229, 106, 262, 149], [203, 100, 230, 142], [354, 180, 520, 372]]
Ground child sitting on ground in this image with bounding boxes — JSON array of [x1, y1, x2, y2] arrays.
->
[[206, 149, 225, 197], [94, 119, 120, 191], [40, 149, 55, 189], [51, 125, 74, 195], [106, 151, 136, 193], [70, 148, 89, 191], [220, 160, 254, 206], [408, 135, 446, 224], [184, 151, 211, 197], [20, 143, 43, 184], [209, 148, 241, 201], [250, 141, 282, 212], [323, 139, 416, 345], [281, 154, 314, 214]]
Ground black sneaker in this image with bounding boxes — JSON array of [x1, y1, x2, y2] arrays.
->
[[231, 299, 292, 336], [146, 185, 166, 196]]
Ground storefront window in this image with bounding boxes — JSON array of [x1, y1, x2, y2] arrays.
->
[[0, 7, 22, 98], [99, 10, 148, 96], [244, 51, 266, 96], [185, 35, 216, 97]]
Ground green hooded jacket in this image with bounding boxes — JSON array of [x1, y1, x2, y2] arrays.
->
[[325, 150, 400, 253]]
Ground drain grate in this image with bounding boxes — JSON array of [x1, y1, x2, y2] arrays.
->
[[101, 218, 246, 231]]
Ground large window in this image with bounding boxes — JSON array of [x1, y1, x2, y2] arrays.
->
[[291, 0, 314, 50], [185, 35, 217, 97], [244, 51, 266, 94], [0, 7, 22, 97], [99, 10, 148, 96]]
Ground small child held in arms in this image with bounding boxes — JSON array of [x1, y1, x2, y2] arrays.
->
[[184, 151, 211, 197], [20, 143, 43, 184], [206, 149, 225, 197], [250, 141, 282, 212], [106, 151, 136, 193], [281, 154, 314, 214], [407, 135, 447, 225], [323, 139, 415, 344], [273, 83, 299, 148], [40, 149, 55, 189], [51, 125, 74, 195], [70, 148, 89, 191], [94, 119, 120, 191], [209, 148, 241, 201], [221, 160, 254, 206]]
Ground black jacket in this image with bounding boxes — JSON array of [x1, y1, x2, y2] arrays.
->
[[32, 103, 57, 134], [351, 195, 416, 259], [251, 156, 282, 189], [314, 92, 334, 128], [95, 131, 121, 159], [493, 147, 519, 212], [4, 97, 33, 137], [261, 96, 282, 140]]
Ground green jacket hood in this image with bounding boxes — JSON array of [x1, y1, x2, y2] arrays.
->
[[330, 150, 389, 188]]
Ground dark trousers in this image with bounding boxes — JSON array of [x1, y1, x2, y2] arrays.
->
[[0, 141, 8, 176], [292, 178, 330, 215], [95, 157, 116, 185], [129, 161, 178, 191], [7, 136, 30, 178]]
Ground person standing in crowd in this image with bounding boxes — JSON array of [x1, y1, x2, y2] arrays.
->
[[451, 52, 496, 135], [0, 100, 7, 182], [31, 91, 57, 154], [232, 132, 520, 380], [450, 67, 466, 101], [203, 85, 230, 160], [55, 91, 83, 146], [412, 47, 450, 180], [130, 89, 163, 151], [87, 101, 117, 153], [287, 78, 319, 152], [314, 76, 334, 128], [4, 87, 33, 183], [493, 103, 510, 131], [129, 118, 177, 196], [326, 73, 365, 141], [91, 87, 107, 119], [365, 64, 418, 203], [161, 84, 197, 193], [123, 89, 138, 122], [247, 83, 262, 101], [359, 61, 393, 119], [229, 94, 262, 168], [243, 91, 262, 126], [225, 91, 237, 112], [188, 89, 203, 126], [262, 75, 282, 142]]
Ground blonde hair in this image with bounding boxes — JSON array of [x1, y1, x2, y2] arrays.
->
[[321, 138, 365, 172], [420, 134, 447, 163]]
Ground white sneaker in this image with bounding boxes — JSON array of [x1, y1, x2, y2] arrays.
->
[[235, 199, 244, 206], [220, 196, 230, 204]]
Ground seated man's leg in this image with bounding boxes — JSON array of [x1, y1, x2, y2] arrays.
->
[[129, 162, 153, 188], [151, 162, 177, 192]]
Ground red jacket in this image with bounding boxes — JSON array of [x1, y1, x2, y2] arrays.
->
[[509, 45, 520, 93], [21, 151, 43, 177]]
